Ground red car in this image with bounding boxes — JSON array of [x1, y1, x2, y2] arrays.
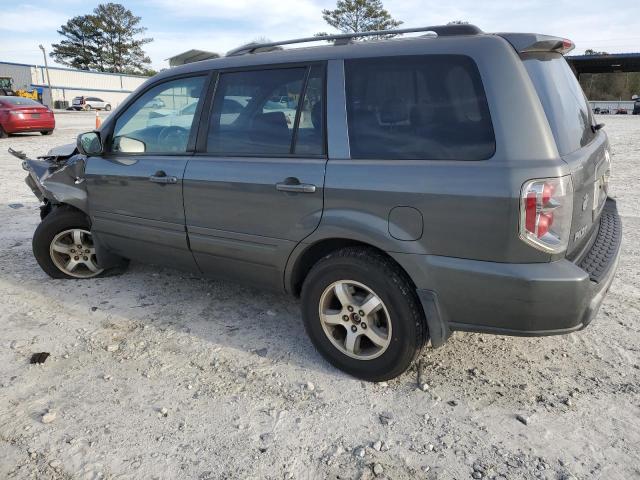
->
[[0, 97, 55, 137]]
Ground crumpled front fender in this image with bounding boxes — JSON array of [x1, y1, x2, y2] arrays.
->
[[21, 154, 89, 215]]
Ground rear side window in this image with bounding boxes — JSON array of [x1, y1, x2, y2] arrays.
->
[[207, 66, 325, 156], [345, 55, 495, 160], [523, 53, 595, 156]]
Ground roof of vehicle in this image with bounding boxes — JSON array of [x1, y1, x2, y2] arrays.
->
[[157, 32, 503, 80], [153, 26, 571, 84]]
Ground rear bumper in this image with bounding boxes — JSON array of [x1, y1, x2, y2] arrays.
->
[[3, 117, 55, 133], [394, 198, 622, 346]]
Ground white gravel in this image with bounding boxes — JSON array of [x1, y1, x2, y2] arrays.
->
[[0, 113, 639, 479]]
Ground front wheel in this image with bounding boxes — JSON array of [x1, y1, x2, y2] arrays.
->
[[301, 247, 427, 381], [105, 104, 111, 111], [41, 130, 53, 135], [0, 125, 8, 138], [33, 207, 109, 279]]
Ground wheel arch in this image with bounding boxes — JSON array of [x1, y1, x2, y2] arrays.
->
[[43, 202, 87, 221], [285, 237, 418, 298]]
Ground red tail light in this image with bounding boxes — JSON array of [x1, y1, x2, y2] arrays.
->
[[520, 177, 573, 253], [559, 39, 575, 54]]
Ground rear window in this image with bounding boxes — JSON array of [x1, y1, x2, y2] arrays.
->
[[344, 55, 495, 160], [523, 53, 595, 156], [0, 97, 41, 106]]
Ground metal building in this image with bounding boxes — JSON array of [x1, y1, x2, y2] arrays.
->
[[0, 61, 149, 108]]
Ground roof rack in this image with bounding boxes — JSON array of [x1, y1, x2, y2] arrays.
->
[[226, 24, 483, 57]]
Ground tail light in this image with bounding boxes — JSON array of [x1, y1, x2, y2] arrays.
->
[[557, 39, 575, 54], [520, 176, 573, 253]]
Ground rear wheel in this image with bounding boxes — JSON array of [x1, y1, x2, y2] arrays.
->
[[41, 130, 53, 135], [105, 104, 111, 111], [84, 104, 91, 111], [32, 207, 122, 279], [301, 247, 427, 381]]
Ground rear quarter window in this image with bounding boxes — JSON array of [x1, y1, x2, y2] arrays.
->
[[522, 53, 595, 156], [344, 55, 495, 160]]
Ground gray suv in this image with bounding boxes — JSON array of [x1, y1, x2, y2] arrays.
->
[[18, 25, 622, 381]]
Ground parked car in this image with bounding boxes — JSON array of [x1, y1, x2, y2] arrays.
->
[[0, 96, 54, 137], [17, 25, 621, 381], [615, 107, 628, 115], [71, 96, 112, 111], [633, 98, 640, 115], [146, 97, 166, 109], [598, 107, 610, 114]]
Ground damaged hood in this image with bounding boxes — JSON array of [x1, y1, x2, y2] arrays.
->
[[45, 143, 77, 158]]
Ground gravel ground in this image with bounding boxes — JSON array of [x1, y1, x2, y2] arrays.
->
[[0, 113, 639, 480]]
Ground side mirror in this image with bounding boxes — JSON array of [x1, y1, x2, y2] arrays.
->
[[77, 131, 103, 156]]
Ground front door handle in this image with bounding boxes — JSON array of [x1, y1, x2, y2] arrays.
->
[[276, 178, 316, 193], [149, 171, 178, 184]]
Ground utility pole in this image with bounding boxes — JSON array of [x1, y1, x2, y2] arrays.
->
[[38, 44, 53, 107]]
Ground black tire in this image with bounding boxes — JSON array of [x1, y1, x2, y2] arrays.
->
[[84, 104, 91, 111], [105, 104, 111, 111], [32, 206, 127, 279], [0, 125, 8, 138], [41, 130, 53, 135], [301, 247, 427, 381]]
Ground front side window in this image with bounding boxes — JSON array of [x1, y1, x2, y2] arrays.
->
[[112, 76, 206, 154], [207, 66, 324, 156], [345, 55, 495, 160]]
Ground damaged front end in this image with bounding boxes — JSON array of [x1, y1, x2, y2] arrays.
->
[[9, 143, 88, 219]]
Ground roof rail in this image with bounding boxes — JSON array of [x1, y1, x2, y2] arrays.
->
[[226, 24, 483, 57]]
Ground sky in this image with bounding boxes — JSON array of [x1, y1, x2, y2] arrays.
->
[[1, 0, 638, 71]]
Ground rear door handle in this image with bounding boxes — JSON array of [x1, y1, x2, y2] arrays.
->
[[149, 171, 178, 184], [276, 179, 316, 193]]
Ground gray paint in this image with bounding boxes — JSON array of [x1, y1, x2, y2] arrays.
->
[[182, 156, 326, 288], [84, 154, 199, 272], [388, 207, 423, 241], [26, 30, 622, 346], [23, 155, 89, 214]]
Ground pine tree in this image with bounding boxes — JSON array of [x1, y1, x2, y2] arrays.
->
[[50, 15, 101, 70], [320, 0, 402, 37], [50, 3, 152, 74]]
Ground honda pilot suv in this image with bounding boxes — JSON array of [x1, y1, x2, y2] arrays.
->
[[19, 25, 621, 381]]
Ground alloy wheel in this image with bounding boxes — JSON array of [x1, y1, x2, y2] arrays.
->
[[49, 228, 103, 278], [318, 280, 392, 360]]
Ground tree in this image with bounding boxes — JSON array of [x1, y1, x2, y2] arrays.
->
[[93, 3, 152, 74], [320, 0, 402, 37], [584, 49, 608, 56], [51, 3, 153, 74], [50, 15, 101, 70]]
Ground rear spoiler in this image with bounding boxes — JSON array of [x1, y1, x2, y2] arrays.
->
[[497, 33, 575, 55]]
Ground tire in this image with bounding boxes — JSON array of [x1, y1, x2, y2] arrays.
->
[[84, 104, 91, 111], [105, 104, 111, 111], [41, 130, 53, 136], [301, 247, 427, 381], [32, 206, 126, 279], [0, 125, 8, 138]]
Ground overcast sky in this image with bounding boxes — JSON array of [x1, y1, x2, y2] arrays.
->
[[1, 0, 638, 71]]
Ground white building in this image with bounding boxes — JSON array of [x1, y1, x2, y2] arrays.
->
[[0, 61, 149, 109]]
